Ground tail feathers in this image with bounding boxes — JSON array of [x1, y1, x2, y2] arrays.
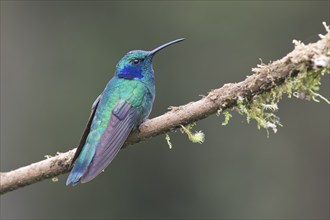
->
[[66, 144, 95, 186]]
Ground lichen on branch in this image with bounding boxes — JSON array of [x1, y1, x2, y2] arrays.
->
[[218, 22, 330, 136]]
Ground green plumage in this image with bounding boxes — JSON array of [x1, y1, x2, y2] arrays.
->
[[66, 38, 184, 186]]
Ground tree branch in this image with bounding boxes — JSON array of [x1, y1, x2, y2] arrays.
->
[[1, 24, 329, 195]]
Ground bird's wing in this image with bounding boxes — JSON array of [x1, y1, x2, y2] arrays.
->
[[70, 94, 102, 166], [80, 101, 138, 183]]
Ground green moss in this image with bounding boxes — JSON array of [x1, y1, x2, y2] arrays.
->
[[164, 123, 205, 149], [221, 62, 329, 136], [289, 67, 330, 104], [181, 123, 205, 144], [222, 111, 232, 126], [165, 133, 173, 149]]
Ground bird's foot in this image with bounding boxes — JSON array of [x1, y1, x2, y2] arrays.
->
[[136, 119, 150, 132]]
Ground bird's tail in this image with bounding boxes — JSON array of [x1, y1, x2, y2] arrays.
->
[[66, 143, 96, 186]]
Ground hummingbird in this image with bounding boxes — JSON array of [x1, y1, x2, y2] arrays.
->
[[66, 38, 185, 186]]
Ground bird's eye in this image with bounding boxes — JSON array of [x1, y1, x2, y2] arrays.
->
[[133, 59, 140, 64]]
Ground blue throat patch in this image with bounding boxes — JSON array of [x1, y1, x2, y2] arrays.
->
[[117, 66, 143, 79]]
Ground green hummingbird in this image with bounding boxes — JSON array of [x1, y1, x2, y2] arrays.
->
[[66, 38, 185, 185]]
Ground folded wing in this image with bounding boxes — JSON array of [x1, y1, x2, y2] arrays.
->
[[70, 94, 102, 166], [81, 101, 138, 183]]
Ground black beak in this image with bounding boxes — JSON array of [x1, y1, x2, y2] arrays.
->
[[149, 38, 185, 56]]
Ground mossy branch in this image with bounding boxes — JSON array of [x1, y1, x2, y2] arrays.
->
[[1, 23, 329, 195]]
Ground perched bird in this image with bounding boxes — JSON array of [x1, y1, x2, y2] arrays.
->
[[66, 38, 185, 186]]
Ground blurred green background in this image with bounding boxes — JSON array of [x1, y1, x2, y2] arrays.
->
[[1, 1, 329, 219]]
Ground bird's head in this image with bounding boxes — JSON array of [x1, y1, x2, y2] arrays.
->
[[115, 38, 185, 80]]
